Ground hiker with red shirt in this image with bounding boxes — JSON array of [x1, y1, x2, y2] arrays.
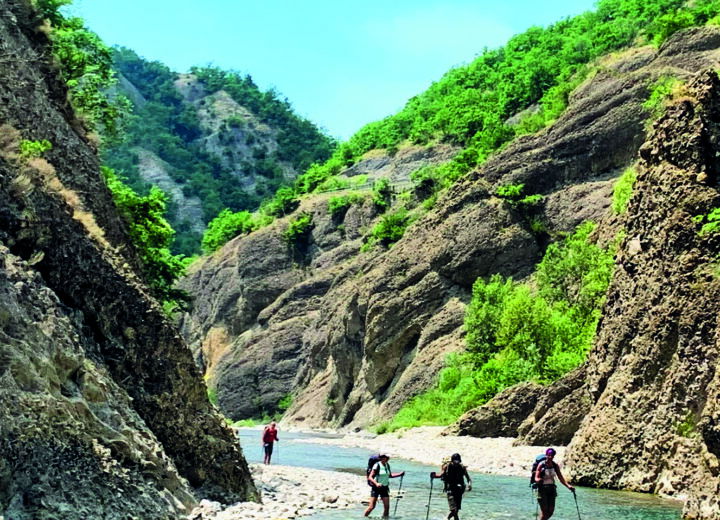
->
[[262, 422, 279, 465]]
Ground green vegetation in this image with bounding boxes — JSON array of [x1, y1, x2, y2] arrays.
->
[[328, 192, 365, 217], [384, 222, 615, 431], [103, 167, 188, 310], [101, 48, 335, 255], [644, 76, 686, 122], [496, 183, 544, 209], [695, 207, 720, 235], [646, 0, 720, 45], [277, 393, 293, 413], [207, 387, 219, 407], [191, 67, 336, 173], [362, 209, 413, 251], [675, 411, 698, 438], [35, 0, 129, 138], [283, 212, 314, 245], [612, 167, 638, 214], [19, 139, 52, 159], [201, 209, 270, 253], [372, 178, 393, 210]]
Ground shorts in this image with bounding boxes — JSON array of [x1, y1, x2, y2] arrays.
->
[[263, 443, 273, 456], [537, 484, 557, 509], [370, 485, 390, 498], [446, 484, 465, 510]]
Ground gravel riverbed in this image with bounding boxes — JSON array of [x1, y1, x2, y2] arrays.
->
[[190, 464, 366, 520], [190, 427, 566, 519]]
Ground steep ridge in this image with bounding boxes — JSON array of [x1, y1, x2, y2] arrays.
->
[[563, 70, 720, 519], [0, 2, 256, 518], [105, 50, 336, 254], [181, 27, 720, 431]]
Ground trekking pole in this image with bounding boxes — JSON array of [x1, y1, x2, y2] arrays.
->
[[276, 442, 280, 465], [425, 475, 434, 520], [572, 489, 582, 520], [393, 474, 404, 516]]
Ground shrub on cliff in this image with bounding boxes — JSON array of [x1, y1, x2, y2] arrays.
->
[[283, 212, 314, 245], [362, 209, 412, 250], [385, 222, 615, 431], [612, 167, 638, 214], [202, 209, 269, 253], [41, 8, 129, 138], [103, 167, 188, 310]]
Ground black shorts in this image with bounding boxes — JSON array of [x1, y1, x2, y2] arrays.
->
[[263, 443, 273, 456], [446, 484, 465, 510], [370, 485, 390, 498], [538, 484, 557, 509]]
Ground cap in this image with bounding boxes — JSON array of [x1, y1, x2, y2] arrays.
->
[[545, 448, 557, 456]]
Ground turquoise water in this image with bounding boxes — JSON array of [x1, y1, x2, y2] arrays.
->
[[237, 430, 682, 520]]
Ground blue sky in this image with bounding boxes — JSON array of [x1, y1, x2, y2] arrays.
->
[[67, 0, 599, 140]]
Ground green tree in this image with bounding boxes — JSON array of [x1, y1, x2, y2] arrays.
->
[[103, 167, 187, 309]]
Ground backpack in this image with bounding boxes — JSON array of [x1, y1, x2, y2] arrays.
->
[[443, 461, 466, 491], [366, 455, 391, 486], [529, 454, 557, 488], [366, 455, 380, 486]]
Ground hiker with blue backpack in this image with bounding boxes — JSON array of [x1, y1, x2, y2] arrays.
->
[[533, 448, 574, 520], [364, 454, 405, 517]]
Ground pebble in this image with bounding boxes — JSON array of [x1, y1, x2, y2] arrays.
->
[[189, 464, 365, 520]]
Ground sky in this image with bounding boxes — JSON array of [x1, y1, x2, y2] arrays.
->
[[67, 0, 599, 140]]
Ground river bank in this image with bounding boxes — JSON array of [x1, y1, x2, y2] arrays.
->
[[292, 426, 563, 478], [190, 464, 366, 519]]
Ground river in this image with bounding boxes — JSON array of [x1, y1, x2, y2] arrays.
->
[[237, 429, 682, 520]]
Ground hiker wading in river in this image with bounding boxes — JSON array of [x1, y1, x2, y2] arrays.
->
[[364, 454, 405, 518], [431, 453, 472, 520], [261, 422, 279, 465], [535, 448, 574, 520]]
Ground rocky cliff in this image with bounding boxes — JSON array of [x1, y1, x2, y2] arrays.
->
[[0, 2, 256, 518], [454, 66, 720, 520], [562, 70, 720, 520], [181, 26, 720, 437]]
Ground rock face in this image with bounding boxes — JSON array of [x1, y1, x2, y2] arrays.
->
[[444, 382, 545, 438], [0, 2, 256, 518], [564, 71, 720, 519], [182, 27, 720, 433], [444, 53, 720, 520]]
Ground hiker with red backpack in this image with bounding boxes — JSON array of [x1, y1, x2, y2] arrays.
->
[[364, 454, 405, 517], [533, 448, 574, 520]]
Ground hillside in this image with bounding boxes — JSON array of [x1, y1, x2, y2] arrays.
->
[[0, 1, 256, 517], [104, 48, 336, 254], [179, 5, 720, 520]]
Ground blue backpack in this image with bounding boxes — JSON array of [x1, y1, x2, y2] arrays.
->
[[529, 454, 557, 488]]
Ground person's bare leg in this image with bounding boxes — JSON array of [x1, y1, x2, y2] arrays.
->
[[381, 496, 390, 517], [364, 497, 377, 517]]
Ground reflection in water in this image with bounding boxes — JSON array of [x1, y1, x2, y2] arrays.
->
[[236, 429, 682, 520]]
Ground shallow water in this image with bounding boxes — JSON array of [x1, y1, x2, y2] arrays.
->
[[237, 430, 682, 520]]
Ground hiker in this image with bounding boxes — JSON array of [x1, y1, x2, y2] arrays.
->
[[261, 421, 279, 465], [534, 448, 574, 520], [364, 454, 405, 517], [431, 453, 472, 520]]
